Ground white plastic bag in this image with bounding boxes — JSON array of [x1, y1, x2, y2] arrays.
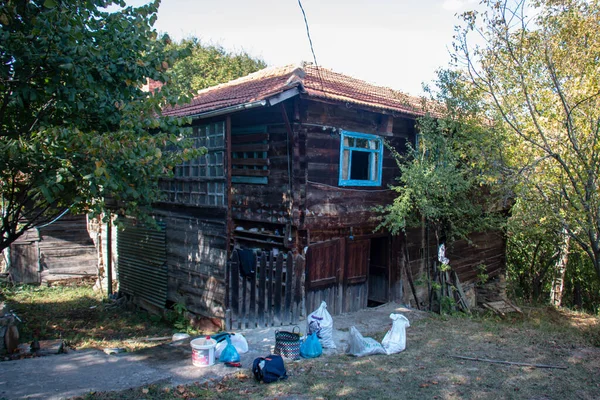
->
[[382, 313, 410, 355], [307, 301, 336, 349], [346, 326, 386, 357], [215, 333, 249, 358]]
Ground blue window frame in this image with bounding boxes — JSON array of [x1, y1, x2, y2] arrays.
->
[[338, 130, 383, 186]]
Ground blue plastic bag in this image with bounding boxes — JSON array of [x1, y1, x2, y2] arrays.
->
[[300, 332, 322, 358], [219, 336, 240, 363]]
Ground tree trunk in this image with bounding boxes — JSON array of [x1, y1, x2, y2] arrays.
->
[[550, 231, 570, 307]]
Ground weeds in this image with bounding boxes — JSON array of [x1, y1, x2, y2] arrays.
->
[[0, 282, 176, 352]]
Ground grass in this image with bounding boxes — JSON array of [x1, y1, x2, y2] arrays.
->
[[74, 306, 600, 400], [0, 281, 182, 352], [3, 281, 599, 399]]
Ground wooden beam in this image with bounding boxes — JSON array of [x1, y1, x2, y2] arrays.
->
[[232, 143, 269, 153], [231, 133, 268, 144], [378, 114, 394, 136], [232, 168, 270, 177], [231, 158, 270, 167]]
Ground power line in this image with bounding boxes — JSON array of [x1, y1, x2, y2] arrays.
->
[[297, 0, 325, 90]]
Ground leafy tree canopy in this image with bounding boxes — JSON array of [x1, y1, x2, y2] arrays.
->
[[451, 0, 600, 280], [167, 38, 267, 96], [0, 0, 197, 253]]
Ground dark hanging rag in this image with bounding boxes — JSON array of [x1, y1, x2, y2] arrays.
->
[[238, 249, 256, 278]]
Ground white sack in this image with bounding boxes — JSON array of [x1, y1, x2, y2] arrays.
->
[[382, 313, 410, 355], [346, 326, 386, 357], [215, 333, 249, 358], [307, 301, 336, 349]]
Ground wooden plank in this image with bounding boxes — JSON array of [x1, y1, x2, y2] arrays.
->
[[231, 133, 269, 144], [231, 158, 270, 167], [292, 255, 305, 324], [241, 270, 248, 330], [284, 252, 293, 324], [258, 252, 267, 327], [231, 168, 270, 177], [452, 270, 471, 313], [230, 251, 240, 329], [267, 252, 274, 326], [232, 143, 269, 153], [249, 268, 257, 328], [274, 253, 283, 325]]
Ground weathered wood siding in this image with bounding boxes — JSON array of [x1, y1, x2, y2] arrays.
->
[[10, 214, 96, 284], [38, 214, 97, 283], [398, 227, 507, 308], [299, 100, 417, 230], [230, 107, 293, 226], [154, 210, 228, 318]]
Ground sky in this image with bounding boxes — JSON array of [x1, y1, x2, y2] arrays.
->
[[127, 0, 481, 96]]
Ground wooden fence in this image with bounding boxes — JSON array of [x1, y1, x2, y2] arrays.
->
[[226, 250, 305, 330]]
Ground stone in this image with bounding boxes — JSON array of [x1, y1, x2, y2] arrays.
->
[[35, 339, 64, 356]]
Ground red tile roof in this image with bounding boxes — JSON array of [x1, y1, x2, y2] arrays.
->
[[163, 64, 428, 118]]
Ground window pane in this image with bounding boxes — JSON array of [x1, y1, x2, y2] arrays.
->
[[342, 149, 350, 180], [355, 138, 369, 149], [371, 153, 379, 181], [370, 140, 379, 150]]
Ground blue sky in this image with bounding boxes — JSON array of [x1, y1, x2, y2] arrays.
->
[[128, 0, 481, 96]]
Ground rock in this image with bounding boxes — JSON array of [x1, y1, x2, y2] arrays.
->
[[17, 343, 31, 354], [103, 347, 126, 355], [0, 302, 7, 317], [35, 339, 64, 356]]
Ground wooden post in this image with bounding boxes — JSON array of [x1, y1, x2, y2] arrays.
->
[[258, 252, 267, 327], [274, 253, 284, 325], [106, 211, 112, 297]]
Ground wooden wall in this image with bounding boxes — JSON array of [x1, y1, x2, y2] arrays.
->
[[299, 100, 417, 231], [10, 214, 97, 285], [397, 226, 507, 308], [154, 209, 228, 319]]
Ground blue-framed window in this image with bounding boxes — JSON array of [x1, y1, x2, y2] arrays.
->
[[338, 131, 383, 186]]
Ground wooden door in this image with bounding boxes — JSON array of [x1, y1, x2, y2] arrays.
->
[[305, 239, 340, 290]]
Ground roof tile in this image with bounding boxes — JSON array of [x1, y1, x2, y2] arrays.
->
[[163, 64, 427, 118]]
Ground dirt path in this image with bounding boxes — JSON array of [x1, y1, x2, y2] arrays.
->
[[0, 303, 415, 399]]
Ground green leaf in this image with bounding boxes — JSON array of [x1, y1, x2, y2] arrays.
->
[[43, 0, 58, 8]]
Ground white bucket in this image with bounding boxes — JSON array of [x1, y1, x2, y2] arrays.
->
[[190, 337, 216, 367]]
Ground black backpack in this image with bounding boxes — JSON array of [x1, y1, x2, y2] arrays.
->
[[252, 355, 287, 383]]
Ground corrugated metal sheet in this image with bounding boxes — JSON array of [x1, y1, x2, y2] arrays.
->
[[117, 219, 167, 308]]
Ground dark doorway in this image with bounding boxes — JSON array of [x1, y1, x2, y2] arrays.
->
[[368, 236, 389, 307]]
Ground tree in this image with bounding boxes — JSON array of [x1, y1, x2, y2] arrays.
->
[[0, 0, 197, 253], [452, 0, 600, 288], [379, 69, 507, 245], [167, 38, 266, 96]]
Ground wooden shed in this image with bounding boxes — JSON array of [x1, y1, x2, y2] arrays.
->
[[115, 64, 506, 324], [8, 213, 97, 284]]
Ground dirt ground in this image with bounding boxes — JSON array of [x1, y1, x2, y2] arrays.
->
[[71, 306, 600, 400]]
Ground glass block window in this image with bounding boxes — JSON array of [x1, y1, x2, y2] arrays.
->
[[338, 130, 383, 187], [175, 122, 225, 178], [161, 121, 226, 207]]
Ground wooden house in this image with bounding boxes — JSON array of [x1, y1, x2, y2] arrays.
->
[[115, 64, 506, 325]]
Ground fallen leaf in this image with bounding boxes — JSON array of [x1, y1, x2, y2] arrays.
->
[[420, 383, 430, 388], [142, 388, 149, 394]]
